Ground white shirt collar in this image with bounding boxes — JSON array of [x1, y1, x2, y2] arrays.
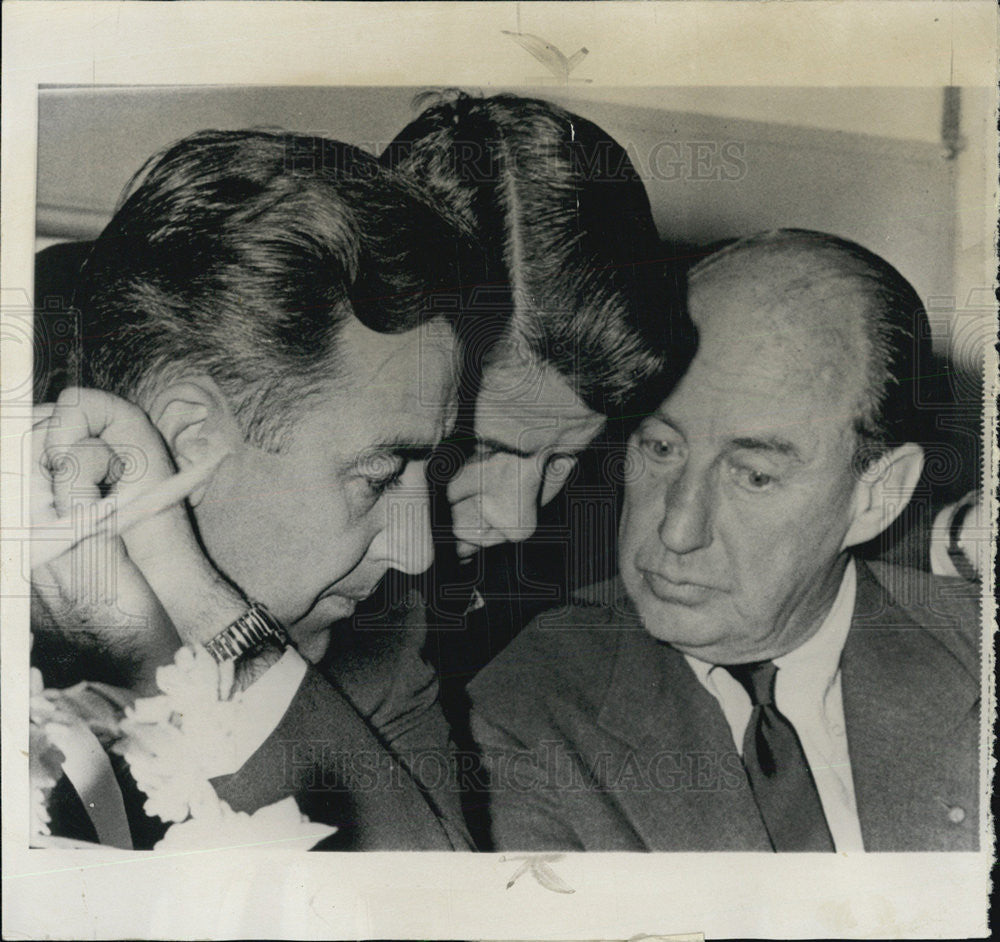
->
[[682, 561, 864, 853], [774, 558, 856, 705], [685, 558, 857, 703]]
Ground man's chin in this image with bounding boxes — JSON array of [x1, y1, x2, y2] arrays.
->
[[286, 594, 360, 657], [306, 594, 360, 624], [631, 588, 721, 647]]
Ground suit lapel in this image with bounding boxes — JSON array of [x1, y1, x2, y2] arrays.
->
[[842, 562, 980, 850], [595, 587, 770, 851], [591, 566, 979, 852]]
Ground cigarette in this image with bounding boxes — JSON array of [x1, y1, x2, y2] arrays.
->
[[31, 453, 227, 568]]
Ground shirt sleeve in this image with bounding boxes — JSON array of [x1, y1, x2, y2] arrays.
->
[[203, 647, 308, 780]]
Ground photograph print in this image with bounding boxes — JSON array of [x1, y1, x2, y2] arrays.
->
[[26, 83, 990, 864]]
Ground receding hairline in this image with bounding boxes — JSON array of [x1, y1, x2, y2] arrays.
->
[[688, 232, 887, 438], [689, 233, 884, 336], [688, 228, 928, 454]]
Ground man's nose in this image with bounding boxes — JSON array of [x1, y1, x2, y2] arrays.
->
[[657, 466, 713, 555], [480, 483, 540, 545], [478, 458, 544, 545], [378, 465, 434, 575]]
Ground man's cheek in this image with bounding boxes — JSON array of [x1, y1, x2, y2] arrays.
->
[[620, 489, 655, 551], [449, 495, 482, 529], [446, 465, 480, 504]]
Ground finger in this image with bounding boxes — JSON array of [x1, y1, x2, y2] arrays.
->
[[31, 414, 70, 529], [32, 408, 58, 496], [32, 446, 122, 571], [46, 387, 116, 450], [48, 387, 173, 473], [31, 422, 59, 529], [47, 387, 176, 500], [32, 457, 224, 570], [50, 437, 117, 517]]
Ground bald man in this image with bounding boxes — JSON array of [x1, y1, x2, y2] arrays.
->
[[468, 230, 981, 852]]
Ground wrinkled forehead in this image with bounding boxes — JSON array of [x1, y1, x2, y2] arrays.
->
[[472, 350, 605, 446]]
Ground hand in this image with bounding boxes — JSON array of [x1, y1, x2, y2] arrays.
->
[[32, 389, 246, 689], [31, 395, 180, 692]]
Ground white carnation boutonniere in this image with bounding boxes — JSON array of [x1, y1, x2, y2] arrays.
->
[[114, 645, 238, 823], [115, 645, 335, 851]]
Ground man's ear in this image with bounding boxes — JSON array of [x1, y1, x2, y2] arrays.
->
[[146, 377, 242, 506], [841, 442, 925, 550]]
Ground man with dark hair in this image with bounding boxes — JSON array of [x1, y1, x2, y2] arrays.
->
[[364, 92, 694, 722], [32, 129, 475, 849], [469, 229, 981, 852], [383, 92, 689, 549], [310, 95, 696, 847]]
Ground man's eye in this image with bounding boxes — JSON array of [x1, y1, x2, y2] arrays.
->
[[638, 437, 677, 461], [732, 464, 776, 492], [365, 471, 404, 496], [358, 453, 405, 496]]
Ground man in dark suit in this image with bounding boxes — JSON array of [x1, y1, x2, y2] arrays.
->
[[32, 130, 477, 850], [469, 230, 982, 852], [32, 101, 696, 850], [322, 92, 695, 845]]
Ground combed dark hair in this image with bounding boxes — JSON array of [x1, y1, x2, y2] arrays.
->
[[381, 91, 694, 417], [690, 229, 935, 458], [74, 129, 476, 449]]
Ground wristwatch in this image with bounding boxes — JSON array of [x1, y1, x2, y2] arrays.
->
[[203, 602, 290, 663]]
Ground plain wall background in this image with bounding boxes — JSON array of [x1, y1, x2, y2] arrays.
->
[[35, 84, 992, 369]]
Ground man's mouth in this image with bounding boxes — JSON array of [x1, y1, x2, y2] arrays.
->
[[638, 568, 720, 605]]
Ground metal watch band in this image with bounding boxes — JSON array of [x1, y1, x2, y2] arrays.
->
[[204, 602, 289, 663]]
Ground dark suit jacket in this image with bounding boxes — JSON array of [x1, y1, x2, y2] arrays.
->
[[213, 593, 472, 850], [212, 662, 470, 850], [468, 561, 981, 851]]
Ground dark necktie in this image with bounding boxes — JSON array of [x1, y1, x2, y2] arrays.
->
[[725, 660, 835, 852]]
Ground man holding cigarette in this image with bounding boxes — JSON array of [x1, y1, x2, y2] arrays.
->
[[31, 96, 696, 850], [32, 129, 475, 849]]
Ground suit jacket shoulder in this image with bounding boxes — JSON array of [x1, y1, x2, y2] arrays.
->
[[468, 579, 644, 744], [841, 560, 982, 850], [472, 566, 984, 852], [858, 559, 981, 675]]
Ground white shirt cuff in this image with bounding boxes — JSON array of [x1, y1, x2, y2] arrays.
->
[[206, 647, 309, 779]]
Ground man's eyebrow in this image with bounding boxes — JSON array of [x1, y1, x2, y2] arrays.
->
[[349, 437, 438, 466], [475, 436, 533, 459], [729, 436, 803, 461], [645, 411, 683, 437]]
